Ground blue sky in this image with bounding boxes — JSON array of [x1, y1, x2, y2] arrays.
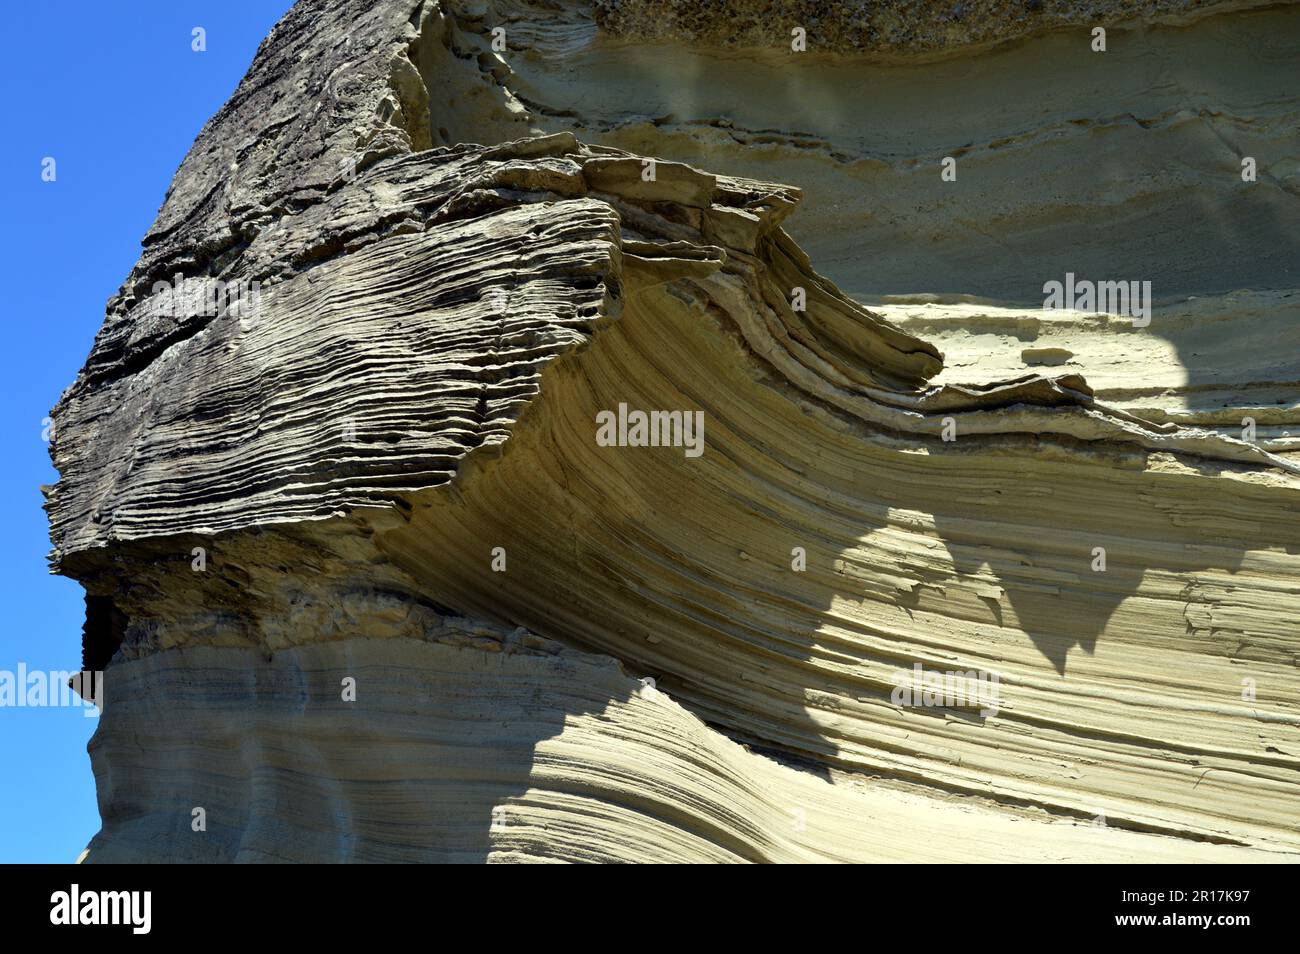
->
[[0, 1, 295, 863]]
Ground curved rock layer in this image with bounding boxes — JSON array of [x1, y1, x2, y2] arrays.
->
[[452, 0, 1300, 448], [86, 634, 1279, 863], [49, 0, 1300, 862]]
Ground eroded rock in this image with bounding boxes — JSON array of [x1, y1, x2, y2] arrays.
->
[[50, 0, 1300, 862]]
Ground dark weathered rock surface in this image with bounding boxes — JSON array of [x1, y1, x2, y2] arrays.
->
[[593, 0, 1279, 56]]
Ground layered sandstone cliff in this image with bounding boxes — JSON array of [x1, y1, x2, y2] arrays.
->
[[50, 0, 1300, 862]]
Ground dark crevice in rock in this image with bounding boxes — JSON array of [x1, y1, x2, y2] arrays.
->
[[82, 594, 129, 674]]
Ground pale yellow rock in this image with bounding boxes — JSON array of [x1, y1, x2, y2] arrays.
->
[[82, 635, 1289, 863]]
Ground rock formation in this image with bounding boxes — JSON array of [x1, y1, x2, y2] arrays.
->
[[49, 0, 1300, 862]]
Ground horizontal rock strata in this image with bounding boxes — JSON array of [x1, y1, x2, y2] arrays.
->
[[86, 633, 1282, 863], [875, 293, 1300, 460], [592, 0, 1282, 56]]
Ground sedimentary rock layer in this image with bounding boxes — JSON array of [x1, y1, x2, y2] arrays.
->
[[48, 0, 1300, 862], [459, 0, 1300, 449], [452, 0, 1300, 300], [592, 0, 1282, 55], [875, 293, 1300, 460], [86, 632, 1281, 863]]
